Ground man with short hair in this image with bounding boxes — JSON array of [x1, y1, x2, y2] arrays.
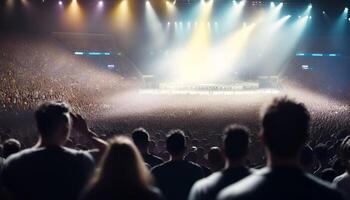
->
[[1, 101, 98, 200], [152, 130, 204, 200], [132, 127, 163, 167], [189, 124, 253, 200], [218, 97, 344, 200]]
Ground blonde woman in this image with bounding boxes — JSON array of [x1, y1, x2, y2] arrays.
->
[[81, 136, 163, 200]]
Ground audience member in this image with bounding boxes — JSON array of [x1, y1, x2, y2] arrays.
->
[[81, 136, 163, 200], [207, 147, 225, 172], [218, 97, 344, 200], [132, 128, 163, 167], [152, 130, 204, 200], [2, 139, 21, 159], [189, 124, 253, 200], [1, 101, 96, 200], [334, 136, 350, 200]]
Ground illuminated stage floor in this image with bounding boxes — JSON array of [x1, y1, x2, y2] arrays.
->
[[139, 88, 281, 96]]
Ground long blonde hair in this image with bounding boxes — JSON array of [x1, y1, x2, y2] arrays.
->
[[88, 136, 152, 191]]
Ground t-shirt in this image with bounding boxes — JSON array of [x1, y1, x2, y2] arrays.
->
[[218, 167, 345, 200], [1, 146, 95, 200], [189, 166, 252, 200], [143, 153, 164, 168], [334, 172, 350, 200], [151, 160, 204, 200]]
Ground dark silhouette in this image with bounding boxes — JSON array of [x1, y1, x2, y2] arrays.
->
[[334, 136, 350, 200], [218, 97, 345, 200], [189, 124, 253, 200], [132, 128, 163, 167], [1, 101, 95, 200], [2, 139, 21, 159], [152, 130, 204, 200], [81, 136, 163, 200], [207, 147, 225, 172]]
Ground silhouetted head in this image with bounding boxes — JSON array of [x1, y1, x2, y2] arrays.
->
[[261, 96, 310, 159], [166, 129, 186, 158], [3, 138, 21, 158], [223, 124, 250, 162], [208, 147, 225, 171], [132, 127, 150, 153], [35, 101, 71, 145]]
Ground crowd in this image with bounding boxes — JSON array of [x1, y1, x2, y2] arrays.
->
[[0, 97, 349, 200], [1, 34, 350, 200]]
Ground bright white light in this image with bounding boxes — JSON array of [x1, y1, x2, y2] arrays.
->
[[270, 2, 275, 8], [308, 4, 312, 9], [98, 1, 103, 7], [322, 11, 326, 15], [58, 1, 62, 5]]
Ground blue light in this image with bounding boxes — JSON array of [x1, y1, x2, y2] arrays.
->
[[89, 52, 102, 56], [74, 52, 84, 55], [74, 51, 112, 56], [296, 53, 341, 57]]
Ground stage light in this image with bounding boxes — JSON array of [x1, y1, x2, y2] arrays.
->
[[308, 4, 312, 9], [63, 0, 85, 30], [349, 18, 350, 22], [98, 1, 103, 7], [271, 15, 291, 30], [270, 2, 275, 8], [21, 0, 29, 6], [322, 11, 326, 15], [145, 0, 164, 46], [58, 1, 63, 5], [165, 0, 177, 17]]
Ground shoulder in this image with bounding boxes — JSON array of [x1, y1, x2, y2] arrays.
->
[[187, 161, 203, 170], [334, 172, 349, 184], [4, 148, 38, 166], [217, 169, 266, 200], [194, 171, 223, 188], [305, 173, 344, 198], [151, 161, 170, 173], [148, 186, 164, 199]]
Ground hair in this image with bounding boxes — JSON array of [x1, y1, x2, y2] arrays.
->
[[166, 129, 186, 156], [35, 101, 71, 138], [132, 128, 150, 150], [3, 138, 21, 158], [223, 124, 250, 161], [86, 136, 152, 196], [261, 96, 310, 158], [208, 147, 225, 171]]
